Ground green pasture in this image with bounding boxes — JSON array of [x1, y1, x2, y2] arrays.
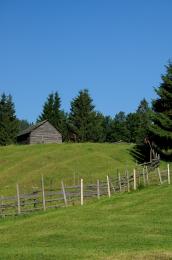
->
[[0, 185, 172, 259], [0, 143, 136, 195]]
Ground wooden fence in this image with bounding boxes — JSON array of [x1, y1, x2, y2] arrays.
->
[[0, 164, 170, 218]]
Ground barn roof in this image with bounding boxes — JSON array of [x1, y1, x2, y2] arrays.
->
[[17, 120, 49, 137]]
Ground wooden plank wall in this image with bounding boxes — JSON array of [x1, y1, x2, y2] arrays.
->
[[30, 121, 62, 144]]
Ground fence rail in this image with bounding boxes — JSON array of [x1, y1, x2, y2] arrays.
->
[[139, 158, 160, 171], [0, 163, 170, 217]]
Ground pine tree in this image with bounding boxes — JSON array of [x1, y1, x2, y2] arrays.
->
[[135, 98, 150, 144], [102, 116, 114, 142], [59, 110, 69, 142], [38, 92, 62, 131], [87, 112, 105, 142], [110, 112, 129, 142], [17, 119, 32, 132], [128, 99, 151, 162], [69, 89, 95, 142], [52, 92, 61, 129], [126, 112, 139, 143], [150, 62, 172, 157], [0, 93, 19, 145], [38, 93, 54, 122]]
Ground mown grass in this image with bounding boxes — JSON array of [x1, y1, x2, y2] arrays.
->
[[0, 143, 136, 195], [0, 185, 172, 259]]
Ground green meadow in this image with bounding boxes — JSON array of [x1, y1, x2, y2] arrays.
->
[[0, 185, 172, 259], [0, 143, 136, 195], [0, 143, 172, 259]]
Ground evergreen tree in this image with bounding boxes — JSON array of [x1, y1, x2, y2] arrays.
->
[[128, 99, 151, 162], [125, 99, 150, 145], [0, 93, 19, 145], [126, 112, 139, 143], [38, 92, 62, 131], [87, 112, 105, 142], [38, 93, 54, 122], [52, 92, 61, 129], [149, 62, 172, 157], [110, 112, 129, 142], [102, 116, 114, 142], [135, 98, 150, 144], [17, 119, 32, 132], [59, 110, 69, 142], [69, 89, 95, 142]]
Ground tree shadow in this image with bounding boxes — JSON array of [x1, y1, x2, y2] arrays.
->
[[130, 144, 172, 163], [159, 151, 172, 162], [129, 144, 151, 164]]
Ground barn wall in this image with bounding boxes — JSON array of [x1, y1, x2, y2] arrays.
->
[[30, 121, 62, 144]]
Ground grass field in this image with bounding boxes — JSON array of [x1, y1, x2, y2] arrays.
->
[[0, 143, 136, 195], [0, 143, 172, 259], [0, 185, 172, 259], [0, 142, 170, 196]]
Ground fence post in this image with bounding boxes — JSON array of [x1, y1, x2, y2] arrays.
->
[[107, 176, 111, 198], [167, 164, 170, 184], [146, 166, 149, 185], [16, 183, 21, 215], [0, 196, 5, 218], [81, 179, 83, 206], [143, 167, 146, 186], [118, 172, 122, 192], [138, 170, 141, 186], [73, 171, 76, 186], [41, 175, 46, 211], [133, 169, 137, 190], [97, 180, 100, 199], [157, 167, 162, 184], [126, 170, 130, 192], [61, 181, 68, 207]]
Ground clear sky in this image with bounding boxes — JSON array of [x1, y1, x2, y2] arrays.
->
[[0, 0, 172, 122]]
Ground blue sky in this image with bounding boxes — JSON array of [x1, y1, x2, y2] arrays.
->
[[0, 0, 172, 122]]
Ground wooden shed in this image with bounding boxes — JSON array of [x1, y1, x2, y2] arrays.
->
[[17, 120, 62, 144]]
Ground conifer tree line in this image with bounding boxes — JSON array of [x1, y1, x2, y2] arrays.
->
[[0, 61, 172, 160]]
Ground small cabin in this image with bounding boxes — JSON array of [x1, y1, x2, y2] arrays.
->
[[17, 120, 62, 144]]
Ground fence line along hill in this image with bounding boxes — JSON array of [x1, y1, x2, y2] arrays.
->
[[0, 160, 170, 217]]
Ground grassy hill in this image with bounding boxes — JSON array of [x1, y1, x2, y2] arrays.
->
[[0, 143, 136, 195], [0, 185, 172, 259]]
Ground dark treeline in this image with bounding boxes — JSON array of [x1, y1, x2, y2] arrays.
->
[[37, 89, 150, 145], [0, 61, 172, 161], [0, 89, 149, 145]]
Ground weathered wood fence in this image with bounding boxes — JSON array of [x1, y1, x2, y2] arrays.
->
[[0, 164, 170, 218]]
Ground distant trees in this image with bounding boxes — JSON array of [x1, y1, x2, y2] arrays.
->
[[149, 62, 172, 158], [17, 119, 32, 132], [102, 116, 113, 142], [100, 101, 150, 146], [0, 90, 152, 147], [0, 84, 154, 147], [127, 99, 151, 162], [87, 111, 105, 142], [38, 92, 61, 129], [112, 112, 129, 142], [38, 92, 68, 141], [2, 61, 172, 156], [135, 99, 150, 145], [68, 89, 96, 142], [0, 93, 19, 145], [126, 112, 139, 143]]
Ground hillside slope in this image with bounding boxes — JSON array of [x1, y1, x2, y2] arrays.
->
[[0, 143, 135, 195], [0, 185, 172, 259]]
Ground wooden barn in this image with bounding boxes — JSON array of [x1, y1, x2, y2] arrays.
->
[[17, 120, 62, 144]]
